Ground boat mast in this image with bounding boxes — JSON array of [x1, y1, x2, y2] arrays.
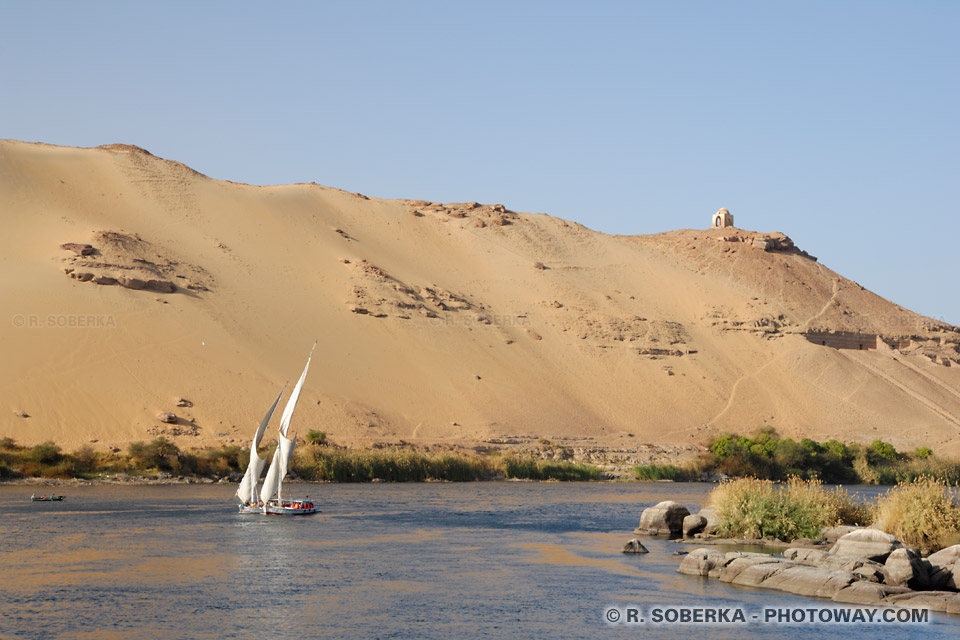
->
[[260, 342, 316, 509]]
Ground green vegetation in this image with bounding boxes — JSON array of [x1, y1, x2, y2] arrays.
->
[[291, 445, 599, 482], [305, 430, 327, 445], [709, 476, 960, 551], [500, 455, 600, 481], [0, 437, 601, 483], [633, 464, 699, 482], [704, 427, 960, 484], [708, 477, 872, 541], [0, 436, 247, 479], [873, 477, 960, 551]]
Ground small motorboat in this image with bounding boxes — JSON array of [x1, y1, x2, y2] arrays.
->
[[31, 494, 65, 502]]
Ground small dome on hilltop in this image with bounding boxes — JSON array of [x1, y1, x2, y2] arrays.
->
[[712, 208, 734, 229]]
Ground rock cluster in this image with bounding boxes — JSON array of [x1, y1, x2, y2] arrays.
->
[[634, 501, 718, 537], [829, 528, 903, 562], [59, 231, 213, 295], [678, 535, 960, 616], [404, 200, 519, 227], [928, 546, 960, 590]]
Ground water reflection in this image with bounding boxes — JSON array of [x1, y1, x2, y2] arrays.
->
[[0, 483, 957, 639]]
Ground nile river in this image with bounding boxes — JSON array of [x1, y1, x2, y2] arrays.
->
[[1, 482, 958, 639]]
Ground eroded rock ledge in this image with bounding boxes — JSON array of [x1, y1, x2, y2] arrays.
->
[[59, 231, 214, 295]]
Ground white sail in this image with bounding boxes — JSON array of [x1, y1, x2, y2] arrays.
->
[[275, 433, 297, 504], [259, 343, 315, 504], [236, 386, 285, 504], [259, 445, 284, 504], [260, 434, 296, 504], [277, 342, 316, 438], [238, 455, 268, 504]]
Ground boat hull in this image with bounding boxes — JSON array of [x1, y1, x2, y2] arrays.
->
[[238, 503, 263, 514], [238, 500, 318, 515], [262, 500, 318, 516]]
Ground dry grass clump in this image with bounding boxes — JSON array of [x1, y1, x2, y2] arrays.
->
[[874, 477, 960, 551], [709, 477, 870, 541]]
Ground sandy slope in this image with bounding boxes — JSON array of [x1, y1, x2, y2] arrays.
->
[[2, 140, 959, 455]]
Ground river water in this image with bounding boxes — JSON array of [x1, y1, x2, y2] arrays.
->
[[1, 482, 958, 639]]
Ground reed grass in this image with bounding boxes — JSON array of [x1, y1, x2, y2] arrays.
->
[[873, 477, 960, 551], [633, 464, 699, 482], [708, 477, 871, 541], [292, 445, 600, 482], [0, 436, 601, 482]]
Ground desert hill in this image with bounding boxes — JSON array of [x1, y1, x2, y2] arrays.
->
[[2, 140, 959, 457]]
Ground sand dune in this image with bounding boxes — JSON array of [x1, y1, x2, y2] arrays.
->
[[2, 140, 959, 455]]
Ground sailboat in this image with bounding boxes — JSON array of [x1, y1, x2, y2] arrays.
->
[[236, 343, 318, 516]]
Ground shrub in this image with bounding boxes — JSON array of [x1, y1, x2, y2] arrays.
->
[[772, 438, 809, 474], [128, 437, 180, 471], [305, 430, 327, 445], [200, 445, 243, 475], [708, 477, 869, 541], [874, 477, 960, 551], [704, 430, 954, 484], [27, 441, 62, 465], [869, 440, 898, 463], [71, 445, 99, 473]]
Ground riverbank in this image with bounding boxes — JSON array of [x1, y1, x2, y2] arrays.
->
[[5, 431, 960, 485], [0, 436, 608, 484]]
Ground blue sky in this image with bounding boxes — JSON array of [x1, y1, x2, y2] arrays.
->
[[3, 1, 957, 324]]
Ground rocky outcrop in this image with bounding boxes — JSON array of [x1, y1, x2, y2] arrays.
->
[[925, 545, 960, 590], [622, 539, 649, 554], [678, 547, 960, 615], [820, 525, 860, 544], [829, 528, 903, 562], [156, 412, 177, 424], [60, 231, 210, 296], [884, 548, 929, 589], [60, 242, 95, 256], [760, 565, 857, 598], [783, 548, 884, 583], [634, 501, 690, 536], [830, 581, 913, 605], [885, 591, 960, 615], [680, 550, 855, 598], [683, 514, 707, 536], [677, 548, 726, 577], [698, 506, 720, 535]]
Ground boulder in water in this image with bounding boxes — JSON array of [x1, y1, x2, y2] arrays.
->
[[634, 500, 690, 536]]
